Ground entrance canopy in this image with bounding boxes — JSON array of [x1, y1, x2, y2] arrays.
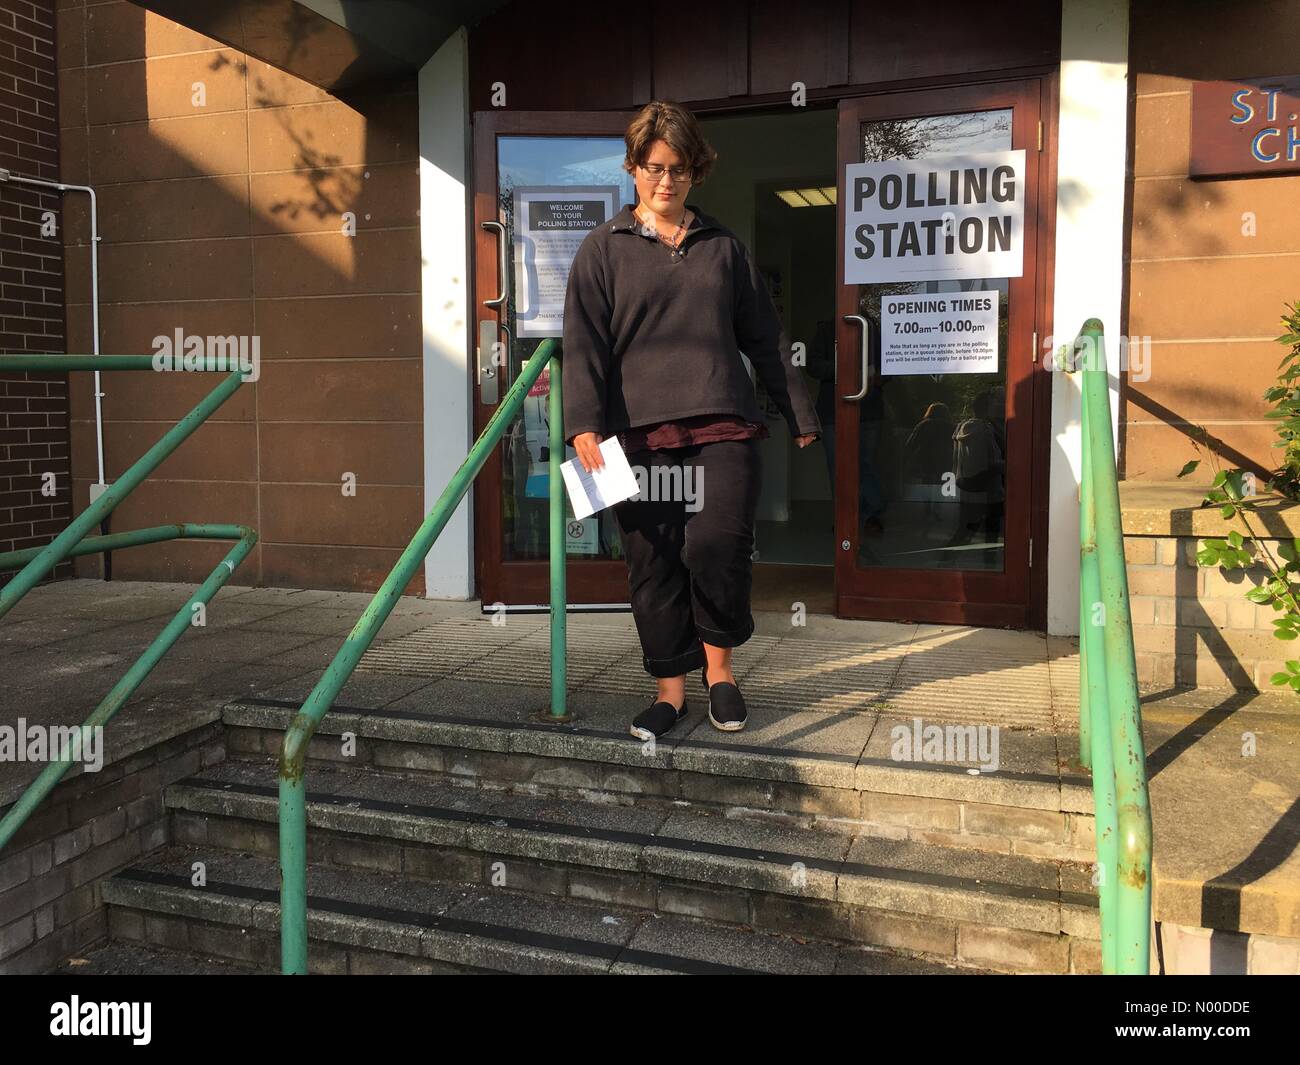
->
[[131, 0, 510, 95]]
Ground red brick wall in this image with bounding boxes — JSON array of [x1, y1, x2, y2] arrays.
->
[[0, 0, 69, 586]]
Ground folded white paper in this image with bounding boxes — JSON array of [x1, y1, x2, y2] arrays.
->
[[560, 437, 640, 519]]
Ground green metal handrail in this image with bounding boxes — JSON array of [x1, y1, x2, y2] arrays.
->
[[1073, 320, 1153, 974], [0, 355, 256, 852], [278, 338, 567, 974]]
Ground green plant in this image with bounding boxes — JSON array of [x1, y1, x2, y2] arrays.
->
[[1180, 301, 1300, 691], [1262, 300, 1300, 501]]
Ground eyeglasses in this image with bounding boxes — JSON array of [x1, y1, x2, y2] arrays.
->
[[639, 163, 692, 183]]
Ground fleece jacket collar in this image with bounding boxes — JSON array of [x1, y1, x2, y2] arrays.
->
[[609, 201, 721, 249]]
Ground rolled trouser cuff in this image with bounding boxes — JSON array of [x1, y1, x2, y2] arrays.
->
[[696, 617, 754, 649], [642, 641, 707, 678]]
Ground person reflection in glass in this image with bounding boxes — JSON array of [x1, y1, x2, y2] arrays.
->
[[950, 390, 1005, 548], [902, 401, 954, 522]]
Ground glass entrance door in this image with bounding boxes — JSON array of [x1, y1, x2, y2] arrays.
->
[[834, 82, 1046, 627], [472, 111, 637, 607]]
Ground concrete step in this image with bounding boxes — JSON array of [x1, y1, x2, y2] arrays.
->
[[161, 760, 1099, 972], [101, 845, 986, 975], [222, 696, 1095, 862]]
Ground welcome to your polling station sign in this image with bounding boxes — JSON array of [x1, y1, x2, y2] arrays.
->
[[844, 150, 1025, 284]]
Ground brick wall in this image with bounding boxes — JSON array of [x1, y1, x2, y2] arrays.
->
[[1127, 529, 1294, 691], [0, 0, 70, 586]]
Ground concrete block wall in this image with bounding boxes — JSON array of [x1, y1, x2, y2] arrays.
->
[[55, 0, 424, 593], [0, 718, 222, 973], [1158, 921, 1300, 975], [1125, 3, 1300, 480]]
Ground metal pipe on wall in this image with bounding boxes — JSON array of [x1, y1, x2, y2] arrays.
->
[[0, 168, 110, 575]]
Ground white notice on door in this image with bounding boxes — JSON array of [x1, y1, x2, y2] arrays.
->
[[881, 290, 999, 376]]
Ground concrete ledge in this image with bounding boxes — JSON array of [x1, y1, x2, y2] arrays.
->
[[1121, 481, 1300, 539], [223, 698, 1089, 819]]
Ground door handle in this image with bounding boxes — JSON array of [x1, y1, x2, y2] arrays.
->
[[481, 219, 509, 309], [842, 314, 870, 401], [479, 219, 511, 404]]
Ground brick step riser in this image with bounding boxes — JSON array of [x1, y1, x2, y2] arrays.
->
[[167, 808, 1100, 974], [225, 724, 1095, 863]]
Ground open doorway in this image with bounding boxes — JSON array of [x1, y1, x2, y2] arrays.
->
[[692, 108, 839, 614]]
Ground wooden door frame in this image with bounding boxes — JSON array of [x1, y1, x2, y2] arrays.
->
[[832, 77, 1053, 629], [471, 110, 640, 607]]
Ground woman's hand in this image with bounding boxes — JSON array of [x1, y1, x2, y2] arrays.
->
[[794, 433, 820, 449], [573, 432, 605, 472]]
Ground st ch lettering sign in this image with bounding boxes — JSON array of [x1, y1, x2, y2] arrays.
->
[[1190, 75, 1300, 178]]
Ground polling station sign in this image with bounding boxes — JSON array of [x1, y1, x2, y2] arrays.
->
[[844, 151, 1025, 284]]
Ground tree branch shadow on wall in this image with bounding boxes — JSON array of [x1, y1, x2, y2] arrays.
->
[[209, 52, 364, 225]]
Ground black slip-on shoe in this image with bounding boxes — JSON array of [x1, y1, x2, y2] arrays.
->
[[707, 682, 747, 731], [630, 697, 688, 741], [703, 666, 747, 731]]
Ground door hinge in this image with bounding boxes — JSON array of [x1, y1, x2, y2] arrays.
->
[[1032, 330, 1038, 367], [1037, 121, 1043, 151], [1029, 538, 1034, 567]]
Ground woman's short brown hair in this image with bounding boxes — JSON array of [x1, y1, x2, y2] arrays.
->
[[624, 100, 717, 186]]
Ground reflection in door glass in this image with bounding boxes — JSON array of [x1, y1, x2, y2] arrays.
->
[[852, 110, 1011, 573], [495, 137, 635, 563]]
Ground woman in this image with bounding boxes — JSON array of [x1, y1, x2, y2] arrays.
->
[[562, 100, 822, 741]]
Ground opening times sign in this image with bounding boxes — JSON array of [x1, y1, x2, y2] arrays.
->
[[881, 291, 998, 376], [844, 150, 1025, 284]]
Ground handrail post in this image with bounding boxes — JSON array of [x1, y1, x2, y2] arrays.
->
[[279, 751, 308, 974], [1075, 319, 1153, 975], [1079, 349, 1117, 972], [548, 349, 568, 718]]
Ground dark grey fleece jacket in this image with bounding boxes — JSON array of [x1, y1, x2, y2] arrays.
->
[[561, 201, 822, 446]]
